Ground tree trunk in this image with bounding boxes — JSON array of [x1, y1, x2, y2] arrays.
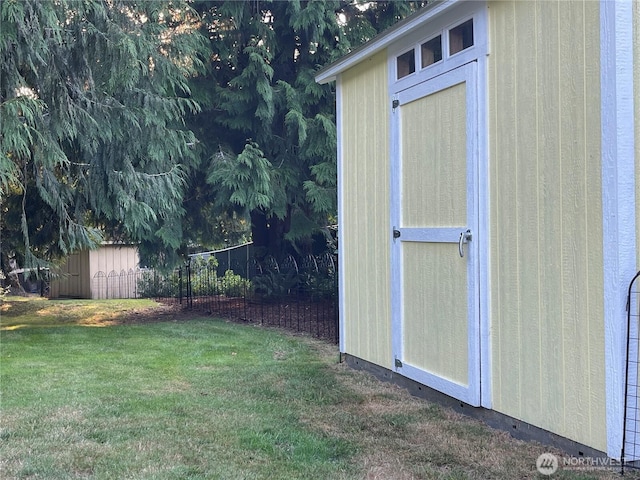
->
[[250, 207, 291, 260]]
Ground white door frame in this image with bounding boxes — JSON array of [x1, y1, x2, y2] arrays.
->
[[390, 62, 481, 407], [385, 3, 490, 409]]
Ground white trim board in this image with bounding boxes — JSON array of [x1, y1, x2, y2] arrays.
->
[[601, 0, 637, 460], [335, 77, 347, 354], [316, 1, 459, 84]]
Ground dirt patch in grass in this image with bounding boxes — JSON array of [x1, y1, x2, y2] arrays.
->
[[112, 303, 192, 324], [0, 296, 309, 329], [0, 296, 192, 330], [360, 452, 415, 480]]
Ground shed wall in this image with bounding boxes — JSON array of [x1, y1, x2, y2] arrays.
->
[[340, 51, 392, 368], [88, 245, 138, 279], [488, 0, 605, 451], [88, 245, 139, 299], [50, 251, 91, 298]]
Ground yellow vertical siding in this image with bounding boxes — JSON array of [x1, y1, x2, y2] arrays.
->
[[340, 52, 392, 368], [489, 0, 605, 451]]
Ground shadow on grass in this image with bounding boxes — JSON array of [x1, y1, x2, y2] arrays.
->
[[0, 296, 166, 330]]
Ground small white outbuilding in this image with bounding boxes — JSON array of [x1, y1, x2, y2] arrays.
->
[[49, 243, 139, 299]]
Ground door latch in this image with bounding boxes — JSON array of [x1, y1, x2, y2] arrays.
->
[[458, 229, 472, 257]]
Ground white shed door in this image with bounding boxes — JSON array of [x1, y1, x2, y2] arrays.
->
[[391, 62, 480, 406]]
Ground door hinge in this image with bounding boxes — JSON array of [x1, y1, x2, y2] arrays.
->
[[393, 228, 401, 239], [395, 358, 403, 368], [392, 99, 399, 110]]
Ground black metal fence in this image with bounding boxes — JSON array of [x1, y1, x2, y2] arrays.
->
[[93, 252, 339, 343], [623, 270, 640, 472]]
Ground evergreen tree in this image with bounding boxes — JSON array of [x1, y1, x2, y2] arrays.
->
[[0, 0, 206, 272], [1, 0, 427, 272], [188, 0, 425, 259]]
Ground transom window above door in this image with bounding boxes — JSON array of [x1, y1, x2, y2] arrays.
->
[[396, 17, 475, 80], [397, 49, 416, 78], [421, 35, 443, 68]]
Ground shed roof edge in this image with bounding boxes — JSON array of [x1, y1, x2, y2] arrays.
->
[[315, 0, 458, 84]]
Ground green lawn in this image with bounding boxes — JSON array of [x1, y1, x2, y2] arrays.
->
[[0, 297, 624, 479]]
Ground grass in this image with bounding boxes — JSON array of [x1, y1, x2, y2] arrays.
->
[[0, 296, 161, 329], [0, 297, 628, 479]]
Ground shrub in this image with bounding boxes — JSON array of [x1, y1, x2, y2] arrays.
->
[[250, 270, 303, 302], [220, 269, 250, 297], [136, 269, 181, 298], [301, 272, 338, 300]]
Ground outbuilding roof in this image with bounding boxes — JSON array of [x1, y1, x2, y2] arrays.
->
[[315, 0, 458, 84]]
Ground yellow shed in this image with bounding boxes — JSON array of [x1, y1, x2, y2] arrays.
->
[[316, 0, 638, 460], [49, 243, 140, 299]]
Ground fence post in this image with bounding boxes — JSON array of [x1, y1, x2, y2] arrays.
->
[[179, 267, 183, 305], [187, 261, 193, 309]]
